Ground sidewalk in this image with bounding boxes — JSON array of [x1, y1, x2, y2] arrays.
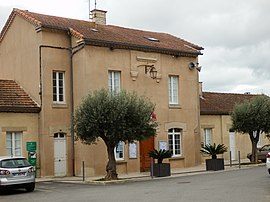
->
[[36, 160, 264, 184]]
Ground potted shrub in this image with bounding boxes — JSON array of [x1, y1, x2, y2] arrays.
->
[[200, 143, 227, 171], [149, 149, 172, 177]]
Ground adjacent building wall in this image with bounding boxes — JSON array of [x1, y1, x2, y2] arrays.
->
[[0, 15, 72, 177], [0, 113, 39, 172], [0, 15, 40, 103], [200, 114, 269, 161]]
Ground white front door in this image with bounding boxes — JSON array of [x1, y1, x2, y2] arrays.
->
[[54, 133, 66, 177], [229, 131, 236, 160]]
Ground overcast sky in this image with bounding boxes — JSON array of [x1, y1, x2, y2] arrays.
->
[[1, 0, 269, 95]]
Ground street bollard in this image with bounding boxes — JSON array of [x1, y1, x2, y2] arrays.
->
[[229, 151, 232, 167], [238, 151, 241, 169], [82, 161, 85, 181], [150, 157, 154, 179]]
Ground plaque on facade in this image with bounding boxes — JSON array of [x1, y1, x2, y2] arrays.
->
[[129, 143, 137, 159]]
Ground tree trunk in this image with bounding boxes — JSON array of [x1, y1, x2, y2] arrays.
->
[[104, 143, 118, 181], [249, 130, 260, 163]]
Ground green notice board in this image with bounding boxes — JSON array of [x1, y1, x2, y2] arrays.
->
[[26, 142, 36, 152]]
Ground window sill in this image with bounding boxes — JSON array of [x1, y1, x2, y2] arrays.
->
[[116, 160, 127, 165], [169, 104, 181, 109], [169, 156, 184, 161], [52, 103, 68, 109]]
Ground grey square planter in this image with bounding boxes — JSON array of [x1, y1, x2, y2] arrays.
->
[[206, 158, 224, 171], [153, 163, 171, 177]]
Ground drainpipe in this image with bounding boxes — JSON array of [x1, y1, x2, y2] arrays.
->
[[39, 42, 84, 177], [68, 35, 85, 176], [39, 45, 69, 176], [39, 45, 70, 106], [220, 116, 224, 144], [69, 37, 75, 176]]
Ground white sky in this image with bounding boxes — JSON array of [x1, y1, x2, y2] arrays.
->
[[0, 0, 269, 95]]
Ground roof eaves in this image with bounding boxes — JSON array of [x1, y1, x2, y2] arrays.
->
[[0, 106, 41, 113], [69, 28, 84, 39], [200, 111, 230, 115], [35, 25, 83, 41], [84, 38, 202, 57]]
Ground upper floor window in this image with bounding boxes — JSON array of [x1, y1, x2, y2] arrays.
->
[[115, 141, 124, 161], [53, 71, 65, 103], [168, 76, 179, 105], [168, 128, 182, 157], [6, 132, 22, 157], [108, 71, 121, 93]]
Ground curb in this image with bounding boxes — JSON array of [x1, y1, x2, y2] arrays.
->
[[36, 163, 265, 185]]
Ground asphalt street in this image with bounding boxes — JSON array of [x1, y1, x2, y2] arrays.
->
[[0, 166, 269, 202]]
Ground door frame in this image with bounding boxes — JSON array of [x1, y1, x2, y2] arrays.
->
[[53, 132, 67, 177], [139, 136, 154, 172]]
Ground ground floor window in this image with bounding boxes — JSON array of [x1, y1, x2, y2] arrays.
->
[[6, 132, 22, 156], [168, 128, 182, 156], [203, 128, 212, 146], [115, 141, 124, 160]]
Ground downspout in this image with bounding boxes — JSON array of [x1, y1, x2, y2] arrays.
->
[[69, 37, 75, 176], [39, 43, 84, 176], [39, 45, 69, 176], [220, 116, 224, 144], [39, 45, 70, 106], [68, 34, 85, 176]]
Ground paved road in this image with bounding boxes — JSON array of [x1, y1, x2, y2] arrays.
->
[[1, 166, 269, 202]]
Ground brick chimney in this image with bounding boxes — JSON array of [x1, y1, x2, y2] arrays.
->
[[91, 9, 107, 25]]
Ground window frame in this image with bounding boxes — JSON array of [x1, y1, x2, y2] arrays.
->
[[168, 128, 182, 157], [53, 71, 65, 104], [6, 132, 22, 157], [108, 71, 121, 93], [168, 75, 179, 105], [203, 128, 212, 146], [114, 141, 124, 161]]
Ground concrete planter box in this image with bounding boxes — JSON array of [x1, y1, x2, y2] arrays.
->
[[206, 158, 224, 171], [153, 163, 171, 177]]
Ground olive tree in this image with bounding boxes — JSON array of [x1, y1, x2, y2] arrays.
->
[[231, 95, 270, 162], [74, 89, 158, 180]]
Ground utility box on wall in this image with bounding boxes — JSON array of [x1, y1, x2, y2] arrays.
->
[[26, 142, 37, 176]]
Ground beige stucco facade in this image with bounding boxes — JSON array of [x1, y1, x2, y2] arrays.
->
[[0, 15, 72, 177], [0, 12, 202, 177], [72, 45, 202, 176], [200, 114, 269, 161], [0, 113, 39, 168]]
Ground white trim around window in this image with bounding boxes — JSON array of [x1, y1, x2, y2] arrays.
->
[[168, 128, 182, 157], [168, 75, 179, 105], [53, 71, 65, 103], [6, 132, 22, 157], [108, 71, 121, 93], [115, 141, 124, 161], [203, 128, 212, 146]]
